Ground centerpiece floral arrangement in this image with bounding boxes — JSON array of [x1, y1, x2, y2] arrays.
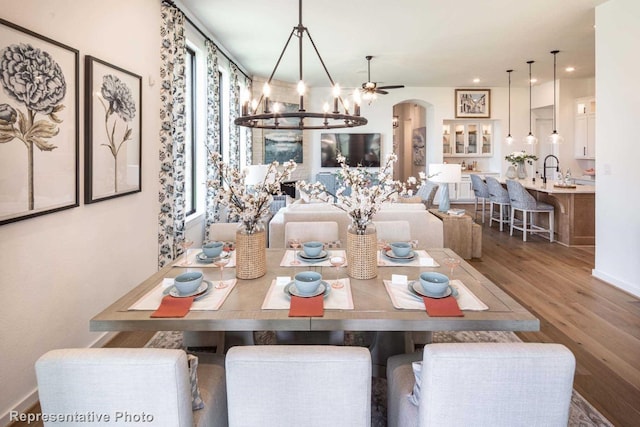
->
[[208, 152, 296, 234], [505, 151, 538, 166], [297, 153, 423, 235]]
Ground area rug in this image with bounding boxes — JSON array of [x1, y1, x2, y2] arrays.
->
[[145, 330, 612, 427]]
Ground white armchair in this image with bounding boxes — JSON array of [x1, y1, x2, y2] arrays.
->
[[226, 345, 371, 427], [36, 348, 227, 427], [387, 343, 575, 427]]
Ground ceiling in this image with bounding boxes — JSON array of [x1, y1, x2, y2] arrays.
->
[[180, 0, 608, 89]]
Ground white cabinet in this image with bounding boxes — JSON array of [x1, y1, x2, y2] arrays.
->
[[574, 97, 596, 159], [443, 120, 493, 157]]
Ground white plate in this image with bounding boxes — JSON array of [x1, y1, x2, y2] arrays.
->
[[168, 281, 210, 298], [297, 251, 329, 263], [409, 281, 453, 299], [284, 281, 331, 298], [383, 249, 417, 263], [298, 249, 328, 259], [196, 252, 214, 264]]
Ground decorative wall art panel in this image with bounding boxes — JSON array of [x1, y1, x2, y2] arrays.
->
[[0, 18, 79, 225], [85, 56, 142, 203]]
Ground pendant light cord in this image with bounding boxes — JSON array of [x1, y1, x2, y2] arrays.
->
[[551, 50, 559, 133], [527, 60, 534, 134], [507, 69, 513, 135]]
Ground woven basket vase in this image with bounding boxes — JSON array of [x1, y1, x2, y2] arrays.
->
[[235, 227, 266, 279], [346, 225, 378, 280]]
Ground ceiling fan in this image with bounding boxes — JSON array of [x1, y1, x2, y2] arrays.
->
[[360, 55, 405, 102]]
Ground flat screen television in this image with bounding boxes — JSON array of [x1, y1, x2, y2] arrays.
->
[[320, 133, 381, 167]]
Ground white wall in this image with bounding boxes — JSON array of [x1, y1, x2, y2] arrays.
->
[[593, 0, 640, 297], [0, 0, 161, 423]]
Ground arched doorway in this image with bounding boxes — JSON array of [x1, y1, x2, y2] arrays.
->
[[392, 102, 427, 182]]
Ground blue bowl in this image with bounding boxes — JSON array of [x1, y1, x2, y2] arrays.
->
[[419, 272, 449, 296], [174, 271, 203, 295], [302, 241, 323, 257], [389, 242, 412, 257], [203, 241, 224, 258], [294, 271, 322, 295]]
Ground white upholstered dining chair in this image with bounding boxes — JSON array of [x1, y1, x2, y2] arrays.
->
[[373, 220, 412, 243], [387, 343, 575, 427], [36, 348, 227, 427], [284, 220, 340, 247], [226, 345, 371, 427]]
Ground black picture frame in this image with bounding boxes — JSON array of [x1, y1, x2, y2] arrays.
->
[[0, 18, 79, 226], [84, 56, 142, 204], [455, 89, 491, 118]]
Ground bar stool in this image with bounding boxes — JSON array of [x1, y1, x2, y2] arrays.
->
[[506, 179, 555, 242], [470, 174, 490, 223], [485, 176, 510, 231]]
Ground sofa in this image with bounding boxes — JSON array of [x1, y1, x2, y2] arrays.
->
[[268, 201, 444, 249]]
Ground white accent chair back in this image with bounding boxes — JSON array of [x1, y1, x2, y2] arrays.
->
[[35, 348, 227, 427], [387, 343, 575, 427], [485, 176, 511, 231], [208, 222, 239, 243], [284, 221, 340, 246], [373, 220, 412, 243], [506, 179, 555, 242], [226, 345, 371, 427]]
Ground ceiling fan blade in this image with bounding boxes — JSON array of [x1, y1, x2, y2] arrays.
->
[[376, 89, 389, 95], [377, 85, 405, 90]]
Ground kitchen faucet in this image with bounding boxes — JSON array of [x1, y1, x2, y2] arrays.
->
[[543, 155, 560, 183]]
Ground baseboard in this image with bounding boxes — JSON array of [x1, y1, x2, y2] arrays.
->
[[1, 332, 118, 426], [592, 268, 640, 298]]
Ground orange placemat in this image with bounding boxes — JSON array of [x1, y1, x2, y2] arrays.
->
[[289, 295, 324, 317], [422, 296, 464, 317], [151, 295, 194, 318]]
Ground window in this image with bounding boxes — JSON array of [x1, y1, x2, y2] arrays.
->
[[184, 46, 196, 216]]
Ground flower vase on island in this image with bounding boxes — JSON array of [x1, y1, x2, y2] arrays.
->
[[505, 151, 537, 180]]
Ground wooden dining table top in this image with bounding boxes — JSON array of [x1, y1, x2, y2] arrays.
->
[[90, 248, 539, 333]]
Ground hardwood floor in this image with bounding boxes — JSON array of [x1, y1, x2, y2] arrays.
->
[[467, 208, 640, 427], [12, 212, 639, 427]]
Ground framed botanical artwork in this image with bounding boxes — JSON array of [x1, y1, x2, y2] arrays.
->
[[0, 18, 79, 226], [85, 56, 142, 204], [455, 89, 491, 118]]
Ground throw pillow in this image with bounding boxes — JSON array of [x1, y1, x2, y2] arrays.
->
[[399, 196, 422, 204], [187, 354, 204, 410], [408, 361, 422, 406]]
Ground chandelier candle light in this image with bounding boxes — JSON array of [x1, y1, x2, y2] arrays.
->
[[234, 0, 367, 130]]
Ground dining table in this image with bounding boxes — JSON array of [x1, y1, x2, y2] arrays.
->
[[91, 247, 539, 373]]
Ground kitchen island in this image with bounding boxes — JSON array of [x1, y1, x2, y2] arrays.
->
[[522, 181, 595, 246]]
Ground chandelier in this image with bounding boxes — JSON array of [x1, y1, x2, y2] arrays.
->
[[234, 0, 367, 130]]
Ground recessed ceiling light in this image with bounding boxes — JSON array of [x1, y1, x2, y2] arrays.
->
[[473, 78, 480, 83], [565, 66, 575, 72], [530, 78, 538, 84]]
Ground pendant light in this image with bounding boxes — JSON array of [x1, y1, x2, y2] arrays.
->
[[548, 50, 564, 144], [505, 69, 514, 145], [524, 60, 538, 145]]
